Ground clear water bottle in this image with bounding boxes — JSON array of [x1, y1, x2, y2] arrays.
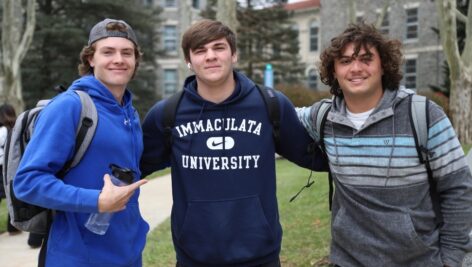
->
[[85, 164, 135, 235]]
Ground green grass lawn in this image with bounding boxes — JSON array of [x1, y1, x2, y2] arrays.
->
[[464, 144, 472, 154], [143, 159, 332, 267], [0, 200, 7, 233]]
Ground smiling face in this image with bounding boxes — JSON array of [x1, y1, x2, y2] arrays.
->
[[88, 37, 136, 92], [334, 43, 384, 103], [188, 37, 237, 89]]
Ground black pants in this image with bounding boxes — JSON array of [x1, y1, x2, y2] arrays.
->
[[176, 258, 281, 267]]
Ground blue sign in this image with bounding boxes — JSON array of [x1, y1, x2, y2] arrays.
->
[[264, 64, 273, 88]]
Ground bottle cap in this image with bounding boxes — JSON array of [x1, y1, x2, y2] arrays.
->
[[109, 164, 134, 184]]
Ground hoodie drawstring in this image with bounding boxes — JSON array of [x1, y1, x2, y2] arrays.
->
[[385, 110, 396, 186]]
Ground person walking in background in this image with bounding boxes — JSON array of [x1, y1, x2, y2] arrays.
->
[[141, 19, 326, 267], [13, 18, 148, 267], [0, 104, 20, 235], [297, 23, 472, 267]]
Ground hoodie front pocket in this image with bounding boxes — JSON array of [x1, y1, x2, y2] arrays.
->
[[177, 195, 276, 264], [332, 207, 434, 264]]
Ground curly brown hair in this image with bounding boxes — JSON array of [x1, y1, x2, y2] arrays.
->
[[78, 22, 142, 77], [319, 23, 403, 96]]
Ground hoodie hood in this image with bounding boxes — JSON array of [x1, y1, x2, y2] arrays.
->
[[182, 71, 256, 106], [68, 74, 134, 111], [331, 86, 415, 117]]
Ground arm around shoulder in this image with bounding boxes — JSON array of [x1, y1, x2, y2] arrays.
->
[[140, 100, 170, 178], [276, 92, 327, 171]]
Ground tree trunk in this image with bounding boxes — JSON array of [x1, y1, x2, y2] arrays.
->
[[1, 0, 36, 113], [435, 0, 472, 143], [217, 0, 239, 33], [450, 68, 472, 143], [178, 0, 192, 95]]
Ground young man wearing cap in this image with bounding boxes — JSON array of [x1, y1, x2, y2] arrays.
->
[[14, 19, 148, 267], [141, 19, 326, 267]]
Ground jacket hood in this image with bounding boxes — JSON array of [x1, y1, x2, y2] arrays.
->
[[332, 86, 415, 115], [68, 75, 134, 110], [182, 71, 256, 106]]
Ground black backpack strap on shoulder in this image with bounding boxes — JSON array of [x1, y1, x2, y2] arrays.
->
[[57, 90, 98, 178], [163, 90, 184, 155], [409, 94, 442, 224], [315, 101, 333, 210], [256, 84, 280, 147]]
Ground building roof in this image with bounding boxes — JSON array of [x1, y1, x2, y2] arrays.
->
[[284, 0, 320, 11]]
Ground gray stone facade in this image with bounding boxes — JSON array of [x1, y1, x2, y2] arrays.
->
[[152, 0, 208, 97]]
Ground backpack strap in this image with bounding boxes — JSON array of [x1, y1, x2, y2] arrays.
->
[[163, 90, 184, 155], [314, 100, 333, 210], [57, 90, 97, 178], [256, 84, 280, 147], [410, 94, 428, 163], [315, 100, 332, 150], [409, 94, 442, 224]]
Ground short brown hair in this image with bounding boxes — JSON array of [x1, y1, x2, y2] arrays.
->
[[0, 103, 16, 129], [181, 19, 236, 62], [319, 23, 403, 96], [78, 21, 143, 77]]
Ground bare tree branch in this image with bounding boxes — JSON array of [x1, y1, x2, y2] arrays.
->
[[436, 0, 461, 80], [375, 0, 390, 28], [455, 8, 467, 23]]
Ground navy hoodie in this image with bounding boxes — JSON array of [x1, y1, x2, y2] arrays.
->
[[141, 72, 325, 266], [14, 75, 148, 267]]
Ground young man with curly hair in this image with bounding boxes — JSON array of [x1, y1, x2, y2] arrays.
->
[[297, 23, 472, 267]]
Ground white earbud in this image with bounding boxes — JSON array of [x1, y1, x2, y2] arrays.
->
[[187, 63, 192, 70]]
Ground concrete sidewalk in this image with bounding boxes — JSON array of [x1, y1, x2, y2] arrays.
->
[[0, 174, 172, 267]]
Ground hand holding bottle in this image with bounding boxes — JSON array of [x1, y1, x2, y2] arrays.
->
[[97, 173, 147, 212], [85, 164, 147, 235]]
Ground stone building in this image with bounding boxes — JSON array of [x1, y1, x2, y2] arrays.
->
[[143, 0, 443, 95], [144, 0, 208, 97], [318, 0, 444, 92]]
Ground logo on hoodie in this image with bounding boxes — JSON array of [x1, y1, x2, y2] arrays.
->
[[206, 136, 235, 150]]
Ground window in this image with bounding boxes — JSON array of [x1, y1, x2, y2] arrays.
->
[[379, 11, 389, 35], [309, 21, 319, 52], [165, 0, 176, 7], [163, 25, 177, 52], [164, 69, 178, 95], [308, 69, 318, 90], [192, 0, 200, 8], [405, 8, 418, 40], [404, 59, 417, 89]]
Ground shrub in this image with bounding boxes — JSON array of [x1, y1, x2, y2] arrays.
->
[[276, 83, 331, 107], [418, 91, 450, 118]]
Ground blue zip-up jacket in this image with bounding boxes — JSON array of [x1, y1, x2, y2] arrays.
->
[[14, 75, 149, 267], [141, 72, 326, 267]]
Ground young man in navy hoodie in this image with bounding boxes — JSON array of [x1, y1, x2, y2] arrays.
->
[[141, 19, 326, 267], [14, 19, 148, 267]]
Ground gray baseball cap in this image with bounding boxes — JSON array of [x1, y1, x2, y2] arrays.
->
[[88, 18, 138, 46]]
